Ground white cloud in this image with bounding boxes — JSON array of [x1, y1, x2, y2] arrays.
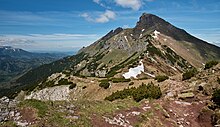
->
[[0, 34, 99, 51], [95, 10, 116, 23], [92, 0, 110, 9], [93, 0, 100, 4], [145, 0, 154, 2], [122, 24, 129, 28], [115, 0, 142, 11], [80, 13, 93, 22], [81, 10, 116, 23]]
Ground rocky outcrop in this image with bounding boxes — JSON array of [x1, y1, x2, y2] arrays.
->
[[0, 96, 19, 123], [0, 96, 10, 122], [95, 69, 107, 77], [178, 92, 195, 100], [25, 85, 72, 101]]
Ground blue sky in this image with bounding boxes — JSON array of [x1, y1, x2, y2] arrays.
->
[[0, 0, 219, 52]]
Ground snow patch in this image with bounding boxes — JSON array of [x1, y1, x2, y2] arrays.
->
[[124, 36, 128, 42], [142, 106, 151, 111], [152, 30, 160, 39], [169, 47, 175, 52], [132, 111, 140, 116], [142, 29, 145, 32], [130, 34, 133, 36], [139, 34, 143, 38], [123, 60, 144, 79], [145, 72, 155, 78], [170, 66, 177, 71]]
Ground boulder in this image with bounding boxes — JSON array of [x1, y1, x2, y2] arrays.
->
[[178, 92, 194, 99]]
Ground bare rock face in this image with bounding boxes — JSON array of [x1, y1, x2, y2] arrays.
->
[[25, 85, 71, 101], [0, 96, 18, 122], [95, 70, 107, 78], [0, 96, 10, 122]]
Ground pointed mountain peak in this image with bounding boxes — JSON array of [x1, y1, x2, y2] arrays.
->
[[133, 13, 187, 41], [140, 13, 156, 18], [136, 13, 168, 29]]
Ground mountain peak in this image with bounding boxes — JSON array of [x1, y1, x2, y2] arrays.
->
[[135, 13, 168, 30], [140, 13, 156, 18], [132, 13, 168, 39]]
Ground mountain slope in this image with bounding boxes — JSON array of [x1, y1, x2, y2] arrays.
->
[[133, 13, 220, 66], [3, 13, 220, 98], [80, 13, 220, 67]]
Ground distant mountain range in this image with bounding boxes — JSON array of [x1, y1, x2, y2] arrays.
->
[[0, 46, 67, 89]]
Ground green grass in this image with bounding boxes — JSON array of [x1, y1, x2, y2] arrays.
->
[[16, 98, 141, 127], [75, 99, 140, 115], [47, 112, 70, 127], [19, 99, 48, 117], [0, 121, 17, 127], [106, 52, 138, 78], [71, 99, 140, 126]]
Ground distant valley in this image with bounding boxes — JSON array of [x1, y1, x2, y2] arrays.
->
[[0, 46, 69, 89]]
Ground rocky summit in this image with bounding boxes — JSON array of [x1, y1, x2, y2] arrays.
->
[[1, 13, 220, 127]]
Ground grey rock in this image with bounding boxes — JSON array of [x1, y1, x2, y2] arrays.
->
[[95, 69, 107, 77]]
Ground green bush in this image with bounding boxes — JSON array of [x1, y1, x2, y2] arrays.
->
[[217, 77, 220, 84], [42, 80, 55, 88], [82, 86, 87, 89], [58, 78, 72, 85], [212, 89, 220, 106], [105, 82, 162, 102], [111, 78, 131, 83], [146, 44, 164, 58], [155, 75, 169, 82], [99, 82, 110, 89], [69, 83, 77, 89], [182, 68, 197, 80], [205, 60, 218, 69], [129, 82, 134, 86]]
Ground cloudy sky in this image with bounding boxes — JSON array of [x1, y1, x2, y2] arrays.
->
[[0, 0, 219, 52]]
